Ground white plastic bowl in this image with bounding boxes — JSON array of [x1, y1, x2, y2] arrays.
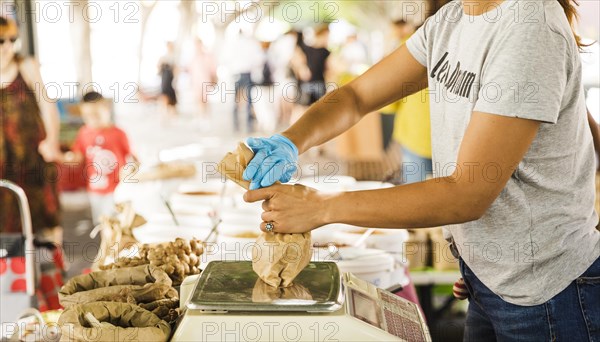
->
[[312, 247, 396, 288], [333, 228, 408, 255], [132, 223, 211, 244], [146, 212, 213, 227]]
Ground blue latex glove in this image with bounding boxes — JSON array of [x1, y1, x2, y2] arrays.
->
[[243, 134, 299, 190]]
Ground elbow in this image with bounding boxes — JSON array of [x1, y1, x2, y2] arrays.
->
[[343, 83, 368, 118], [452, 185, 496, 223], [460, 206, 487, 223]]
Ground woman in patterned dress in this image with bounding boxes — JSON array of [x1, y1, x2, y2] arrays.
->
[[0, 17, 62, 249]]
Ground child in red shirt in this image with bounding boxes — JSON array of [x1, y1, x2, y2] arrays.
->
[[63, 92, 134, 224]]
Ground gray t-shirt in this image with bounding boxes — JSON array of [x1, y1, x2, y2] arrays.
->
[[407, 0, 599, 305]]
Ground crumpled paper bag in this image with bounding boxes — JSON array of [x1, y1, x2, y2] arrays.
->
[[59, 265, 177, 308], [58, 302, 171, 342], [217, 142, 254, 189], [218, 142, 312, 287], [252, 232, 312, 287], [251, 279, 313, 302]]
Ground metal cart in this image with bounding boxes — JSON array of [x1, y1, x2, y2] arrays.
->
[[0, 180, 37, 325]]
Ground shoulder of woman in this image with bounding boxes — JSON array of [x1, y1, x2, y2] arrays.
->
[[18, 57, 42, 85], [19, 57, 41, 72]]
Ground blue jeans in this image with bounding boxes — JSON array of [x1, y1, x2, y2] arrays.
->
[[401, 147, 432, 184], [459, 257, 600, 341], [233, 72, 254, 132]]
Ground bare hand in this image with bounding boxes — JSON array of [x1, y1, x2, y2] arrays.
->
[[38, 139, 61, 163], [243, 184, 330, 234]]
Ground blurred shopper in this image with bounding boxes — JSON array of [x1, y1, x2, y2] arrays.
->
[[270, 31, 299, 128], [293, 26, 331, 122], [0, 16, 62, 241], [244, 1, 600, 340], [188, 38, 217, 118], [226, 30, 263, 133], [251, 41, 278, 133], [158, 41, 178, 116], [339, 32, 369, 75], [394, 91, 432, 184], [0, 16, 64, 310], [379, 20, 418, 151], [62, 92, 135, 225]]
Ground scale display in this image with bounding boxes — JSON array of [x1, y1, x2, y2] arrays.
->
[[188, 261, 344, 312]]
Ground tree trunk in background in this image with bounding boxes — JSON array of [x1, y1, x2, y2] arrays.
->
[[175, 0, 197, 61], [137, 2, 157, 85], [69, 0, 93, 96]]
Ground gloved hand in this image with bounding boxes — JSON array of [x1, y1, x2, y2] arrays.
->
[[243, 134, 299, 190]]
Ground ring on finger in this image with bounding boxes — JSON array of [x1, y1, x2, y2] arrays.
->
[[265, 221, 275, 233]]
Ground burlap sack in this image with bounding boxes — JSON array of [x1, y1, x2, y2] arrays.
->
[[58, 302, 171, 342], [251, 279, 313, 302], [217, 142, 254, 189], [252, 232, 312, 287], [59, 265, 176, 308]]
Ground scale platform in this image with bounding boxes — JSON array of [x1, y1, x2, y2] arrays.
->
[[188, 261, 343, 313], [173, 261, 430, 342]]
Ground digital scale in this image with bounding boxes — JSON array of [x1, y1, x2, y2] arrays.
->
[[172, 261, 430, 341]]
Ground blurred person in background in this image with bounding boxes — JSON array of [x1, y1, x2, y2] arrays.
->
[[62, 92, 135, 226], [251, 41, 278, 133], [377, 20, 432, 184], [188, 38, 217, 120], [394, 89, 432, 184], [158, 41, 178, 116], [0, 16, 64, 310], [379, 20, 417, 151], [292, 26, 331, 123], [226, 29, 263, 133], [0, 16, 62, 243], [270, 30, 299, 128], [339, 32, 369, 75]]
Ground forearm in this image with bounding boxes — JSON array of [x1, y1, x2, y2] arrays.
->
[[40, 102, 60, 142], [324, 178, 484, 229], [282, 86, 362, 154]]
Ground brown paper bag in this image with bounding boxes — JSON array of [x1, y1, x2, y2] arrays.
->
[[217, 142, 254, 189], [218, 143, 312, 287], [251, 279, 313, 302], [58, 302, 171, 342], [252, 232, 312, 287]]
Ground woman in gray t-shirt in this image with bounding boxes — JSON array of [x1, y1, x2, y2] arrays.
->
[[243, 0, 600, 340]]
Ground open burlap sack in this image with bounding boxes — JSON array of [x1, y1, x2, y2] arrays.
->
[[251, 279, 313, 302], [58, 302, 171, 342], [252, 232, 312, 287], [217, 142, 254, 189], [219, 142, 312, 287], [59, 265, 177, 308]]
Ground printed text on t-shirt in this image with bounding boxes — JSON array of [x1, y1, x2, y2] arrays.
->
[[431, 52, 477, 99]]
